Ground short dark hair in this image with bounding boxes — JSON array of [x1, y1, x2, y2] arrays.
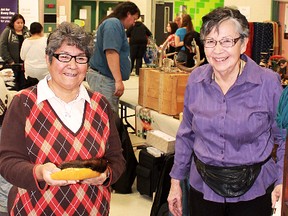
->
[[8, 14, 25, 29], [46, 22, 94, 63], [30, 22, 43, 35]]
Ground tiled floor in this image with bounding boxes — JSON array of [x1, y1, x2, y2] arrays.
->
[[109, 75, 153, 216], [110, 183, 153, 216], [109, 134, 154, 216]]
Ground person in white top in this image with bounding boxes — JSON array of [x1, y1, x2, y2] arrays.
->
[[20, 22, 48, 86]]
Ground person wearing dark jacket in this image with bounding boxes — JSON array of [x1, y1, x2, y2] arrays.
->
[[175, 31, 207, 72], [126, 17, 152, 75], [0, 14, 30, 65]]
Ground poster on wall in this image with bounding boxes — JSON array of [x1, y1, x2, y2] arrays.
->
[[19, 0, 39, 29], [0, 0, 17, 34]]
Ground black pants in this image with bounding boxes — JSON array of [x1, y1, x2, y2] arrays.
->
[[189, 186, 273, 216], [130, 44, 146, 75]]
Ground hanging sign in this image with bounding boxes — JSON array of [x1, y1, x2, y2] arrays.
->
[[0, 0, 17, 34]]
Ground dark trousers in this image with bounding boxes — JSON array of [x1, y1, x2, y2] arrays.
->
[[189, 186, 273, 216], [130, 44, 147, 75]]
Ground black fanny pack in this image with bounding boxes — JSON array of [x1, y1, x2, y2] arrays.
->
[[194, 154, 271, 198]]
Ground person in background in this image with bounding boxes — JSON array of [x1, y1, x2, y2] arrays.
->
[[0, 14, 30, 66], [175, 14, 193, 63], [168, 7, 285, 216], [126, 16, 152, 76], [175, 30, 207, 72], [174, 15, 182, 28], [159, 21, 178, 59], [20, 22, 48, 86], [184, 31, 206, 67], [87, 1, 140, 113], [0, 175, 11, 216], [0, 22, 125, 215]]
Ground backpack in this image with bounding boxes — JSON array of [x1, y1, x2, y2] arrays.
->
[[150, 153, 174, 216], [112, 114, 138, 194]]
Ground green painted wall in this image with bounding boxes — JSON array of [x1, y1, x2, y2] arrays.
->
[[174, 0, 224, 32], [43, 0, 57, 33]]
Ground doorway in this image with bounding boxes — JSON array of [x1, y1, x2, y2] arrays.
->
[[154, 2, 173, 46], [71, 0, 96, 33], [98, 2, 121, 24]]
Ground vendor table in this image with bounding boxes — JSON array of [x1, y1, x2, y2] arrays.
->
[[119, 76, 139, 133], [135, 105, 180, 139], [119, 99, 137, 133]]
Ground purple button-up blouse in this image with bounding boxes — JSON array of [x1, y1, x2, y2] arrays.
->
[[170, 54, 286, 203]]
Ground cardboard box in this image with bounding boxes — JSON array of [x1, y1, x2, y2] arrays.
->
[[138, 68, 189, 116], [146, 130, 176, 153]]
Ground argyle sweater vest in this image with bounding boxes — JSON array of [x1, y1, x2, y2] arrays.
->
[[11, 87, 111, 216]]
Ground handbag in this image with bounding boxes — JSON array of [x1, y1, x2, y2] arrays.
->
[[194, 154, 271, 198]]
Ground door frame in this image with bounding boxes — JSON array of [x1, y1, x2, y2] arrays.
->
[[71, 0, 96, 32], [154, 2, 174, 46]]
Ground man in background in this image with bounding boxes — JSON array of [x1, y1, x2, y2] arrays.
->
[[126, 17, 152, 76], [87, 2, 140, 113]]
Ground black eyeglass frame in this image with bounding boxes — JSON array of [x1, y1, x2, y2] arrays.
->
[[202, 36, 242, 48], [52, 53, 89, 64]]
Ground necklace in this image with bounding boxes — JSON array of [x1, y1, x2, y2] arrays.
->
[[213, 59, 245, 82], [62, 101, 75, 118], [53, 94, 80, 118], [48, 82, 80, 118], [49, 81, 79, 103], [237, 59, 245, 78], [213, 59, 246, 95]]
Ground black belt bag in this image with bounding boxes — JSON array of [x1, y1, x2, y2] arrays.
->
[[194, 154, 271, 198]]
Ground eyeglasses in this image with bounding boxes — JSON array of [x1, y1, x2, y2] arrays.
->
[[202, 36, 242, 48], [52, 53, 89, 64]]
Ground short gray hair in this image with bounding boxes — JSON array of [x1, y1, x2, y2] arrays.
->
[[46, 22, 94, 63], [200, 7, 249, 41]]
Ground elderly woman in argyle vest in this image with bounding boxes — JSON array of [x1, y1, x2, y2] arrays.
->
[[0, 22, 125, 216]]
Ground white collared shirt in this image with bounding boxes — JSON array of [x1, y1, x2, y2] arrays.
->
[[37, 75, 91, 133]]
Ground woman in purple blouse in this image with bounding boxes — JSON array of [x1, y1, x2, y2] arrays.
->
[[168, 7, 285, 216]]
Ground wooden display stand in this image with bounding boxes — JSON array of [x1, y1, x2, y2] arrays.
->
[[138, 68, 189, 116]]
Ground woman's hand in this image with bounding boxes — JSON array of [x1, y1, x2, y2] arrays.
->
[[35, 163, 78, 186], [81, 169, 109, 186], [271, 184, 282, 208], [167, 179, 182, 216]]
